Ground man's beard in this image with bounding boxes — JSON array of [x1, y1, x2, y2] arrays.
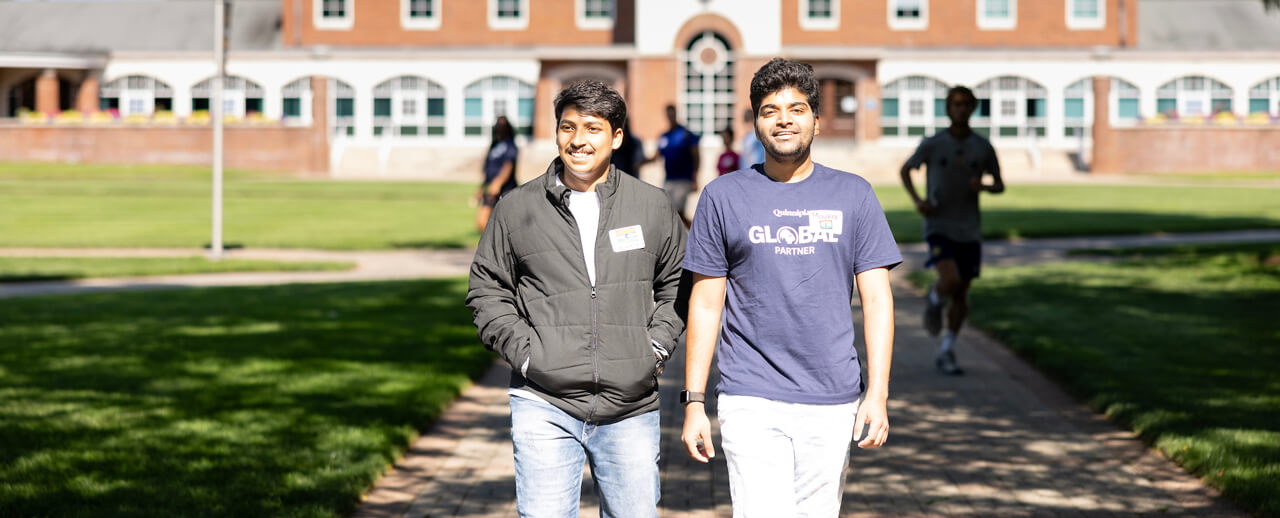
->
[[761, 130, 813, 162]]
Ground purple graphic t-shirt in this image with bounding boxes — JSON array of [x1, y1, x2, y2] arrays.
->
[[683, 163, 902, 405]]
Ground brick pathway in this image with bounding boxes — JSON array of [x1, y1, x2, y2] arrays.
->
[[353, 270, 1245, 518]]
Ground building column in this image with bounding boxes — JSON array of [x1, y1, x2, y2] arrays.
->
[[1091, 75, 1115, 173], [533, 73, 557, 141], [36, 69, 60, 116], [309, 76, 330, 174], [856, 78, 881, 142], [77, 70, 101, 114]]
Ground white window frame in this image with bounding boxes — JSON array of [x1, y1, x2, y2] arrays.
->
[[977, 0, 1016, 30], [314, 0, 354, 30], [576, 0, 615, 30], [1066, 0, 1105, 30], [888, 0, 928, 31], [489, 0, 529, 30], [800, 0, 840, 31], [402, 0, 442, 30]]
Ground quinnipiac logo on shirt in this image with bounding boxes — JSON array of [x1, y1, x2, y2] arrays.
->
[[749, 209, 844, 256]]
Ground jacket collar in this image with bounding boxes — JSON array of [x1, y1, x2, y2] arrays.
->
[[542, 157, 620, 206]]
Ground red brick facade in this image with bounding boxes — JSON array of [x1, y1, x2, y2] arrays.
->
[[781, 0, 1137, 47]]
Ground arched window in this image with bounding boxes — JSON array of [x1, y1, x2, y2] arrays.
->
[[682, 32, 735, 136], [100, 75, 173, 117], [1111, 78, 1140, 124], [373, 76, 446, 138], [880, 76, 948, 137], [464, 76, 535, 138], [1156, 76, 1232, 117], [330, 79, 355, 136], [1248, 77, 1280, 117], [281, 78, 311, 122], [973, 76, 1047, 139], [191, 76, 265, 118]]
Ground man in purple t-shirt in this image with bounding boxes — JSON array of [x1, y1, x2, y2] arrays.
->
[[680, 58, 901, 517]]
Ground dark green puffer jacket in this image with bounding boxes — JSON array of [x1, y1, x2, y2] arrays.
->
[[467, 158, 687, 423]]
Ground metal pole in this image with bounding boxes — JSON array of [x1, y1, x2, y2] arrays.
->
[[211, 0, 225, 258]]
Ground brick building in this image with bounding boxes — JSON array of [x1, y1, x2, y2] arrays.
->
[[1, 0, 1278, 176]]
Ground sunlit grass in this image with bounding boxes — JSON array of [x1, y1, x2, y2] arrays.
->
[[0, 256, 354, 282], [0, 278, 492, 517]]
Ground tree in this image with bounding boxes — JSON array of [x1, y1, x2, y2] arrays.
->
[[1267, 0, 1280, 12]]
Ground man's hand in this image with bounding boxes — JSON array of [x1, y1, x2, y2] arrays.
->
[[915, 199, 934, 216], [853, 393, 890, 449], [681, 403, 716, 462]]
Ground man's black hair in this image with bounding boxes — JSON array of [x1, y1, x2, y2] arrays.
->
[[554, 80, 627, 132], [749, 58, 820, 115], [946, 86, 977, 108]]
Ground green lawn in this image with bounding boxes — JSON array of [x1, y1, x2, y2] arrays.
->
[[0, 162, 478, 250], [0, 256, 354, 283], [0, 279, 493, 518], [4, 162, 1280, 249], [917, 244, 1280, 515], [876, 184, 1280, 243]]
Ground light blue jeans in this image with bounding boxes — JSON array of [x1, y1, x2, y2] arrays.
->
[[509, 395, 660, 518]]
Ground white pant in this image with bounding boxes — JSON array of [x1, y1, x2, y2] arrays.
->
[[717, 395, 859, 518]]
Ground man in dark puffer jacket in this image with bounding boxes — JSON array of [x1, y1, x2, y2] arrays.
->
[[467, 80, 686, 517]]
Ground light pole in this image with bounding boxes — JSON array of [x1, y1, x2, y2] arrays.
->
[[211, 0, 230, 258]]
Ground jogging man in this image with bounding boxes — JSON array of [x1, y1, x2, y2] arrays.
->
[[899, 85, 1005, 376], [467, 80, 687, 517], [680, 58, 901, 517]]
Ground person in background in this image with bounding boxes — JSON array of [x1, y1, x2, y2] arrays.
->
[[716, 126, 740, 176], [475, 115, 518, 233], [612, 118, 650, 178], [739, 107, 766, 168], [655, 104, 701, 226], [899, 85, 1005, 376]]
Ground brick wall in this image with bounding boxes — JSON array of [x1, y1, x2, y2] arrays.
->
[[0, 124, 329, 174], [1092, 126, 1280, 174], [1092, 75, 1280, 174], [781, 0, 1134, 48], [283, 0, 631, 47]]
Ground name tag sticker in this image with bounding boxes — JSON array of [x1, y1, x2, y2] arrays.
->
[[808, 210, 844, 235], [609, 225, 645, 252]]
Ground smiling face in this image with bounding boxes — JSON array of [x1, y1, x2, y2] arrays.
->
[[756, 87, 819, 162], [556, 105, 623, 187]]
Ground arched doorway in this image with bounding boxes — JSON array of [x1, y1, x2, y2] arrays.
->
[[681, 31, 734, 136]]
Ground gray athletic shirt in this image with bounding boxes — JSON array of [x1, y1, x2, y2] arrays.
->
[[904, 131, 1001, 243], [683, 164, 902, 405]]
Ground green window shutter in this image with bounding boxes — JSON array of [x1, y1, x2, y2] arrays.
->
[[1156, 98, 1176, 115], [1118, 98, 1139, 119], [427, 98, 445, 117], [1064, 98, 1084, 118], [336, 98, 355, 117], [882, 98, 899, 117], [373, 98, 392, 117], [283, 98, 301, 118], [934, 99, 946, 117]]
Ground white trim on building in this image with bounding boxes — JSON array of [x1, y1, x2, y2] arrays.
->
[[575, 0, 615, 30], [977, 0, 1016, 30], [401, 0, 442, 30], [488, 0, 530, 31], [888, 0, 928, 31], [1065, 0, 1105, 30], [799, 0, 841, 31], [313, 0, 354, 31]]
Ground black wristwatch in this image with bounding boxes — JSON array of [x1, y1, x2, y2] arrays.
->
[[679, 390, 705, 405]]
